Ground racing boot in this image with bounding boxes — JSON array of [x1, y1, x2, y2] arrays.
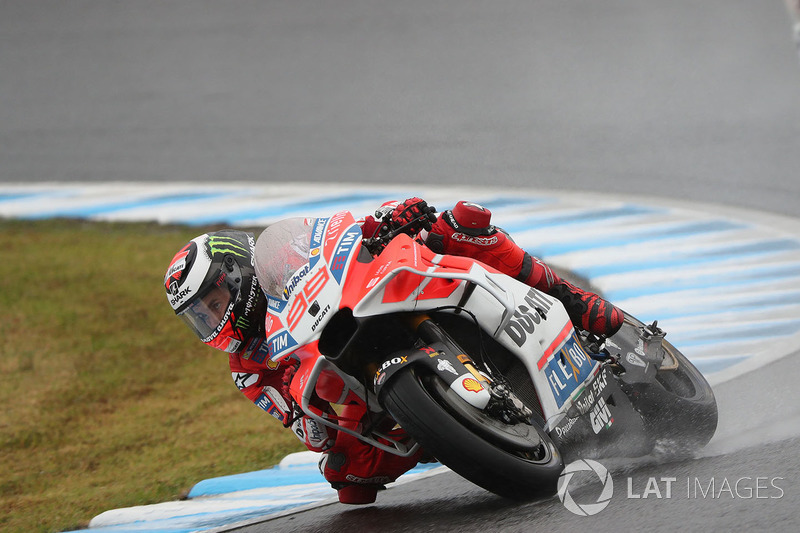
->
[[546, 277, 624, 337], [425, 201, 623, 336]]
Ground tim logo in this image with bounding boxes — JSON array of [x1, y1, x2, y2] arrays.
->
[[267, 330, 298, 357], [329, 226, 360, 283]]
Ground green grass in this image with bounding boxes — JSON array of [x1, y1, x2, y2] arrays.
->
[[0, 219, 304, 533]]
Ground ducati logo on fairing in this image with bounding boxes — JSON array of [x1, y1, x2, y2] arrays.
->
[[504, 288, 554, 347]]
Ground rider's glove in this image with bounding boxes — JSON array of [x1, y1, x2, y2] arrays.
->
[[426, 200, 528, 277], [389, 197, 437, 236]]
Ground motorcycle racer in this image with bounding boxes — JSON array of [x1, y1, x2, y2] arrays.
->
[[164, 197, 623, 505]]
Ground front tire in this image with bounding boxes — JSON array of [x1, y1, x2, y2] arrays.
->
[[381, 366, 563, 499]]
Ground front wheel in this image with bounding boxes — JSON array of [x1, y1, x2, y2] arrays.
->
[[380, 366, 563, 499]]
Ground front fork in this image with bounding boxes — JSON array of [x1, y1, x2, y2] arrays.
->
[[411, 315, 534, 425]]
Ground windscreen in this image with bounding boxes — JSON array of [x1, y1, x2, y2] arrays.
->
[[254, 217, 313, 299]]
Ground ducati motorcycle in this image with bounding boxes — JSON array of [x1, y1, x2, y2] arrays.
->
[[254, 211, 718, 499]]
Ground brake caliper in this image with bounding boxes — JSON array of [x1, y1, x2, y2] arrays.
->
[[486, 382, 533, 424]]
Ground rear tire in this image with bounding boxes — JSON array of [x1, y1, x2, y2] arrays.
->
[[618, 316, 718, 454], [381, 366, 563, 499]]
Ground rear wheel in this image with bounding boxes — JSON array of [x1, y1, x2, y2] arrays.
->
[[616, 315, 718, 454], [381, 366, 563, 499]]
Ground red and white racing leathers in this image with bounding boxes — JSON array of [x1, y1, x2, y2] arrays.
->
[[229, 343, 424, 504]]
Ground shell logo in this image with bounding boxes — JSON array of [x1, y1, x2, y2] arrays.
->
[[462, 377, 484, 393]]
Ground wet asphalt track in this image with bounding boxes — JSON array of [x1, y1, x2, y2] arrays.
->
[[2, 1, 800, 531]]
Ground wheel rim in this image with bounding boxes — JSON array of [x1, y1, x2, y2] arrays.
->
[[420, 371, 554, 464]]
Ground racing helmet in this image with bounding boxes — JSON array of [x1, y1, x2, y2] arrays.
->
[[164, 230, 267, 353]]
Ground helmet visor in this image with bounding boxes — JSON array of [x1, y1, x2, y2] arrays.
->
[[177, 261, 242, 342]]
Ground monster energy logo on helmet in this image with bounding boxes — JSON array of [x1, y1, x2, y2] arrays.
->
[[235, 316, 251, 331], [207, 235, 249, 259]]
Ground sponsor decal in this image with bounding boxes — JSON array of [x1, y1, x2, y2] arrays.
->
[[451, 233, 499, 246], [283, 264, 311, 300], [345, 474, 393, 485], [254, 386, 290, 422], [310, 304, 331, 332], [625, 352, 647, 367], [374, 356, 410, 385], [574, 388, 595, 415], [567, 369, 613, 433], [232, 372, 259, 391], [267, 330, 299, 357], [165, 258, 186, 283], [207, 235, 249, 259], [164, 241, 195, 291], [169, 286, 193, 307], [462, 377, 484, 392], [555, 415, 579, 439], [604, 338, 621, 350], [503, 288, 553, 347], [224, 338, 242, 352], [301, 418, 329, 449], [543, 336, 594, 408], [244, 338, 273, 365], [329, 226, 361, 284], [588, 370, 613, 433], [635, 338, 646, 356], [590, 396, 613, 434], [421, 346, 438, 358], [267, 296, 288, 313], [377, 356, 408, 373], [461, 201, 486, 211], [323, 212, 348, 258], [310, 217, 328, 264], [235, 315, 251, 331], [239, 275, 260, 322], [437, 359, 458, 375]]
